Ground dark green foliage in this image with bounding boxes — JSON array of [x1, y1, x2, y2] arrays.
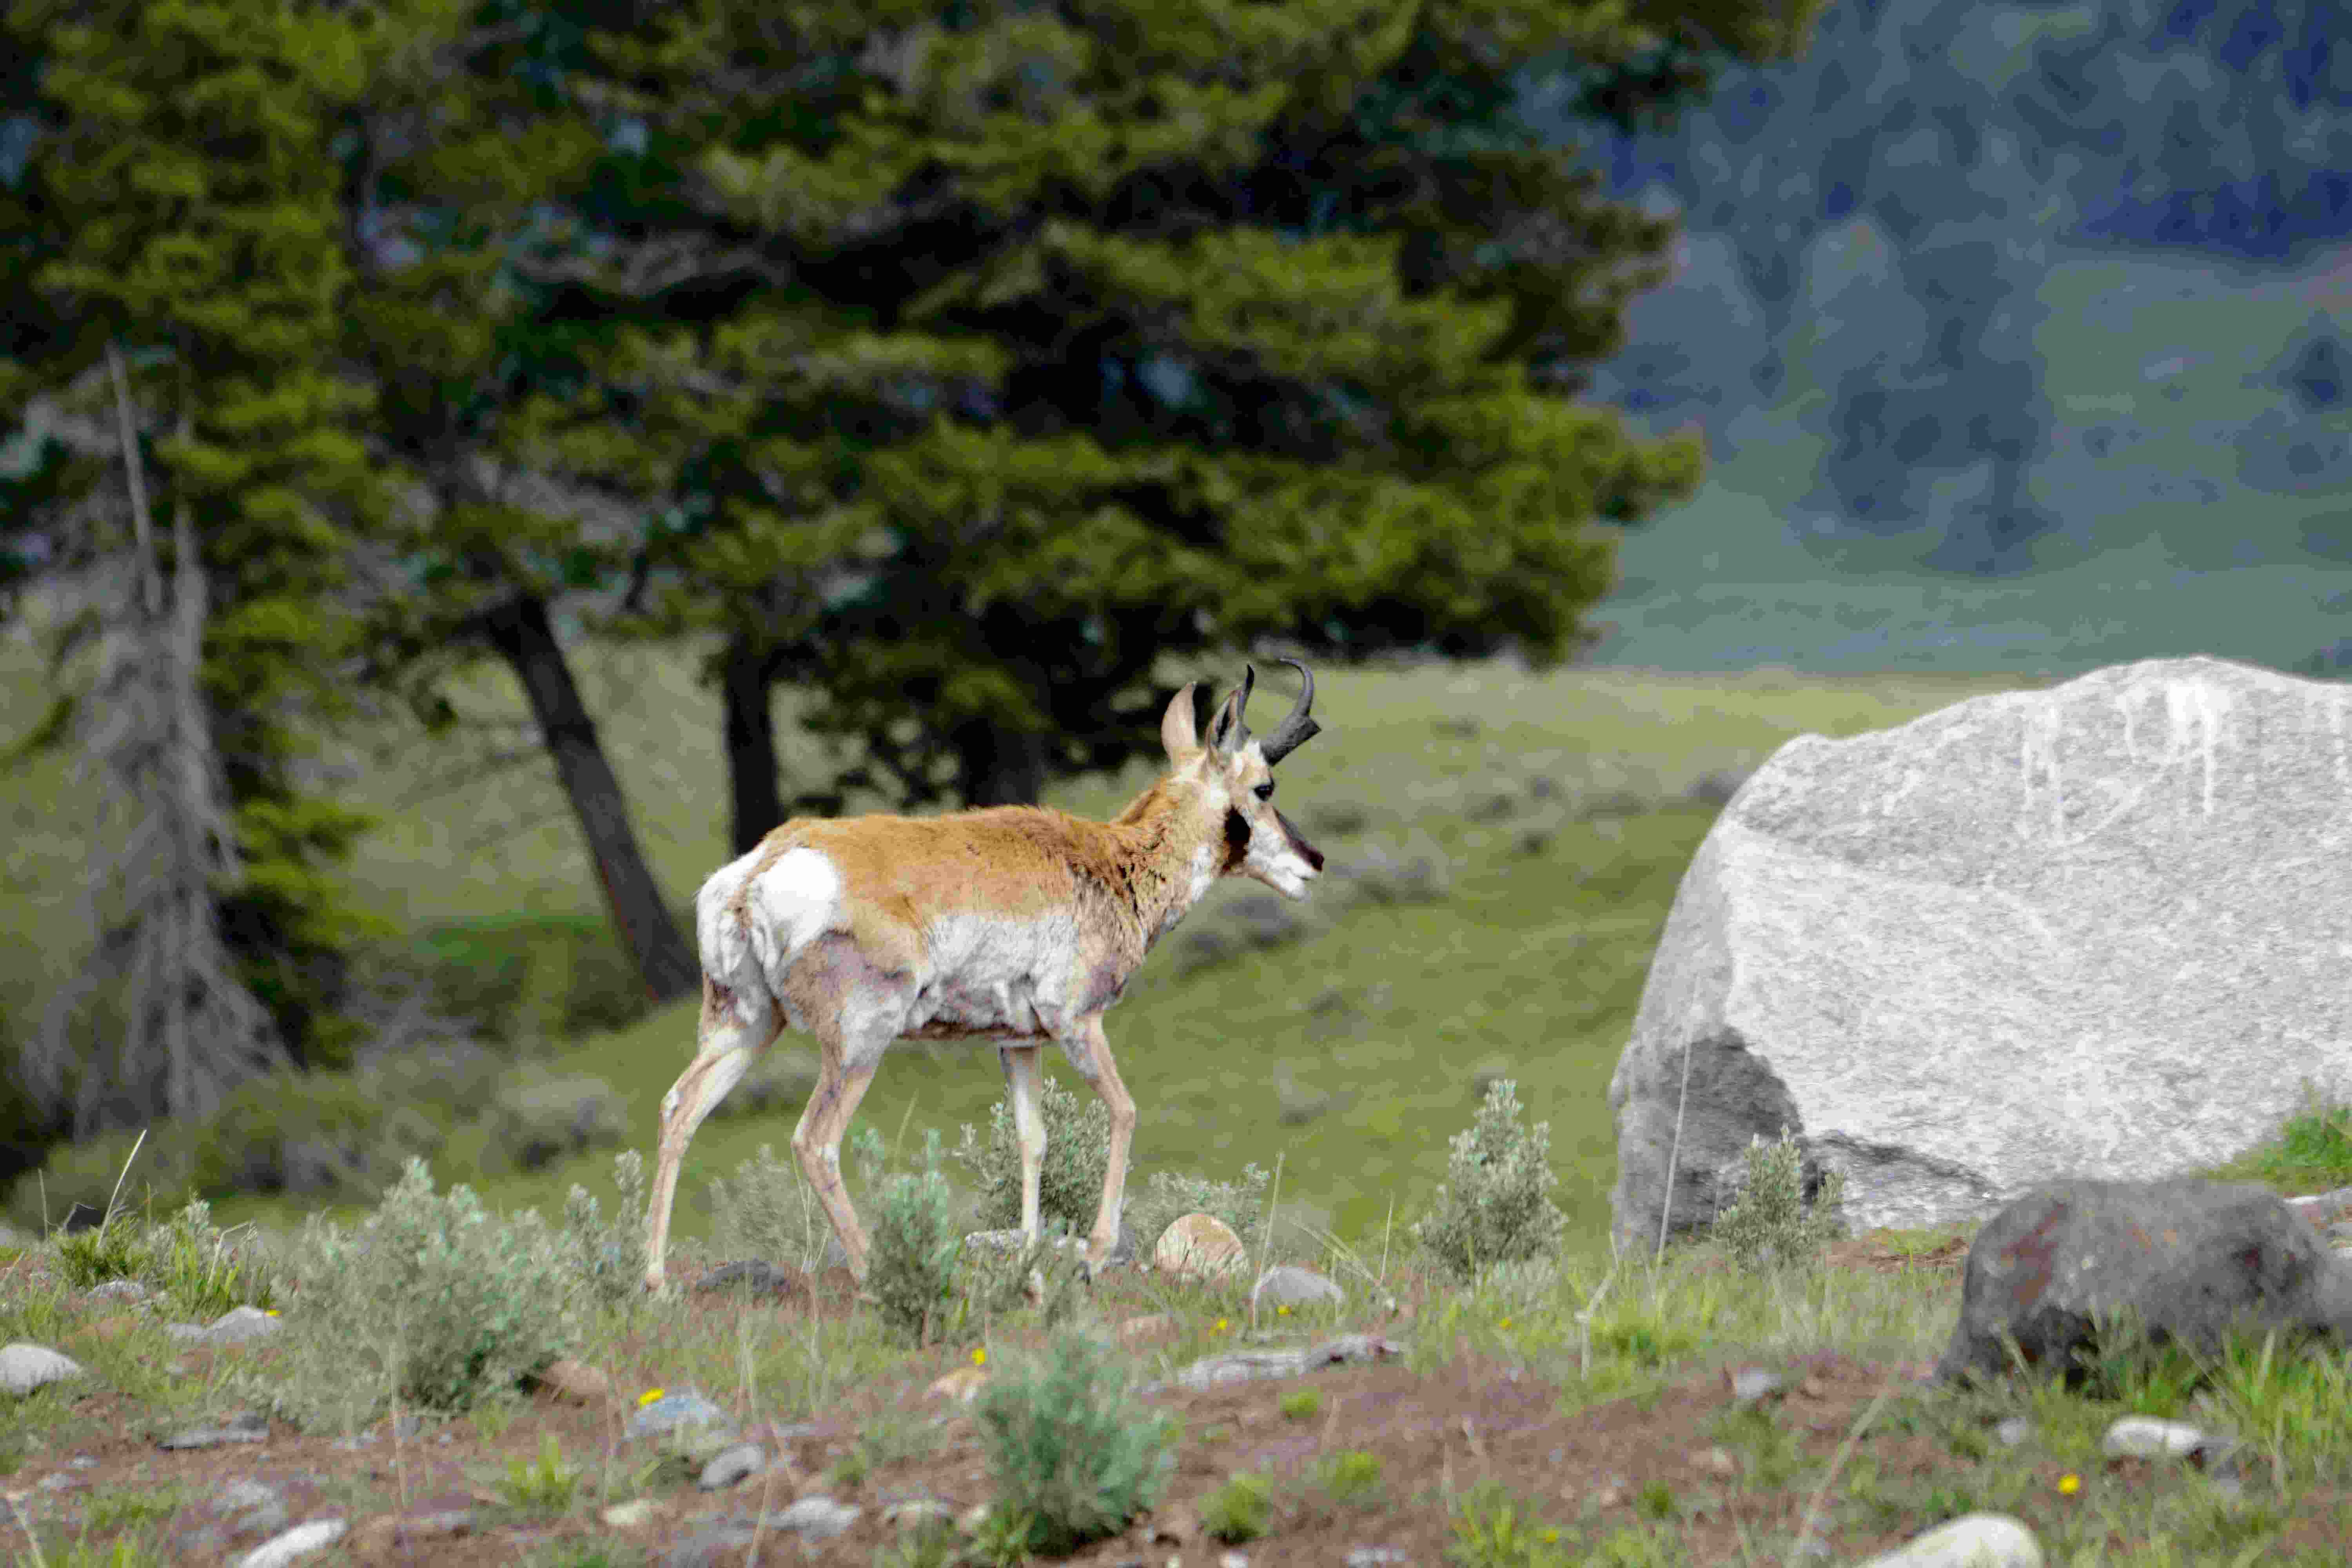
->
[[565, 0, 1815, 811], [973, 1330, 1177, 1555], [1, 0, 389, 1098]]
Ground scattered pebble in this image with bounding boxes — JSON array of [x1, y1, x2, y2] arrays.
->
[[627, 1389, 731, 1438], [86, 1279, 151, 1303], [602, 1499, 659, 1529], [2102, 1415, 2218, 1461], [771, 1496, 861, 1542], [230, 1519, 347, 1568], [1993, 1416, 2034, 1448], [1728, 1366, 1787, 1406], [1251, 1265, 1344, 1311], [160, 1410, 269, 1450], [697, 1442, 767, 1490], [200, 1307, 285, 1347]]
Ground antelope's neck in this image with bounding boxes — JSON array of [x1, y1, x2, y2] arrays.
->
[[1096, 784, 1221, 950]]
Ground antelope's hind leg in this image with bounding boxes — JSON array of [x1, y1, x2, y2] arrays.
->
[[644, 979, 782, 1292], [1060, 1016, 1137, 1273]]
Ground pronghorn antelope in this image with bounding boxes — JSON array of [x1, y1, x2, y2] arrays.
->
[[642, 661, 1327, 1290]]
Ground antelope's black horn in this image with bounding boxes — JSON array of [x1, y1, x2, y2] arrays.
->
[[1258, 659, 1321, 766]]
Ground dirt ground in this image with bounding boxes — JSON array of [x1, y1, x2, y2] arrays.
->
[[8, 1223, 2349, 1566]]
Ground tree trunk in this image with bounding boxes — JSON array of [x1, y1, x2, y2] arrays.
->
[[952, 719, 1049, 807], [478, 593, 699, 1000], [720, 633, 785, 855]]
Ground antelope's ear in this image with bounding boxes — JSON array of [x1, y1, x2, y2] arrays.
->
[[1160, 681, 1203, 762]]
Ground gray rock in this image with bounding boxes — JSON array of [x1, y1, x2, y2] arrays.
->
[[86, 1278, 150, 1303], [692, 1261, 806, 1298], [628, 1388, 733, 1439], [164, 1322, 211, 1343], [230, 1519, 346, 1568], [1932, 1178, 2352, 1385], [884, 1498, 955, 1529], [1345, 1550, 1410, 1567], [664, 1521, 760, 1567], [201, 1307, 284, 1346], [2102, 1415, 2212, 1459], [1609, 657, 2352, 1251], [772, 1495, 861, 1541], [696, 1442, 767, 1490], [1727, 1367, 1786, 1407], [0, 1343, 85, 1395], [161, 1410, 270, 1450], [1853, 1512, 2042, 1568], [1153, 1333, 1403, 1394], [1993, 1416, 2034, 1448], [214, 1479, 288, 1538], [1252, 1266, 1344, 1311]]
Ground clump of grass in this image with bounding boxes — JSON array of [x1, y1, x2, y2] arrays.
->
[[1315, 1449, 1383, 1504], [1710, 1129, 1846, 1274], [495, 1434, 582, 1512], [1448, 1476, 1568, 1566], [951, 1075, 1110, 1234], [973, 1330, 1177, 1555], [706, 1142, 829, 1270], [1411, 1079, 1567, 1280], [858, 1127, 964, 1347], [1201, 1472, 1273, 1543], [1279, 1387, 1322, 1420], [2201, 1085, 2352, 1192], [268, 1159, 586, 1430], [54, 1196, 278, 1320]]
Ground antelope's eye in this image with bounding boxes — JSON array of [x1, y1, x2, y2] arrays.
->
[[1253, 781, 1274, 801]]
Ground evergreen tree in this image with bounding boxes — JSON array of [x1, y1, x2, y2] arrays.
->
[[337, 2, 701, 998], [0, 0, 388, 1129], [555, 0, 1818, 819]]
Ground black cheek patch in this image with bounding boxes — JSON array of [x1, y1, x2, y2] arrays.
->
[[1223, 807, 1252, 869]]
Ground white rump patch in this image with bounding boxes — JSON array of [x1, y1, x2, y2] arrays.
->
[[746, 848, 842, 984], [696, 844, 842, 1007]]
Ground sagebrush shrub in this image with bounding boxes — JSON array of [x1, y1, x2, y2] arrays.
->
[[707, 1142, 829, 1269], [1410, 1079, 1566, 1280], [860, 1127, 965, 1346], [269, 1159, 585, 1430], [974, 1331, 1176, 1555], [1711, 1129, 1846, 1274], [952, 1074, 1110, 1232], [561, 1149, 648, 1310]]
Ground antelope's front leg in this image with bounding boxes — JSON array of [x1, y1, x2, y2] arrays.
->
[[1061, 1015, 1136, 1270]]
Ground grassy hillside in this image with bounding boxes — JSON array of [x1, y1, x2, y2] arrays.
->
[[1, 626, 2044, 1250]]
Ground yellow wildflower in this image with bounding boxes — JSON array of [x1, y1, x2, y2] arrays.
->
[[2058, 1473, 2080, 1495], [638, 1387, 665, 1408]]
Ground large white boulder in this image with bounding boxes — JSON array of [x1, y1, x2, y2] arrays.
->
[[1610, 655, 2352, 1252]]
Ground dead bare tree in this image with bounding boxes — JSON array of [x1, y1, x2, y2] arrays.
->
[[26, 345, 292, 1135]]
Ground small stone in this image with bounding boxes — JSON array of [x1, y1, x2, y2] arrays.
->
[[662, 1521, 758, 1567], [533, 1357, 615, 1404], [927, 1367, 989, 1405], [1993, 1416, 2033, 1448], [602, 1499, 659, 1528], [958, 1503, 993, 1534], [2102, 1416, 2214, 1460], [1153, 1213, 1248, 1280], [1853, 1512, 2042, 1568], [201, 1307, 284, 1347], [884, 1498, 955, 1529], [0, 1343, 86, 1396], [626, 1389, 732, 1438], [160, 1410, 268, 1450], [1221, 1552, 1249, 1568], [697, 1443, 767, 1490], [693, 1260, 806, 1298], [772, 1495, 861, 1542], [86, 1278, 151, 1303], [163, 1323, 210, 1343], [1693, 1445, 1739, 1476], [1728, 1366, 1786, 1406], [1346, 1550, 1410, 1567], [214, 1480, 288, 1538], [230, 1519, 347, 1568], [1251, 1266, 1344, 1311]]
